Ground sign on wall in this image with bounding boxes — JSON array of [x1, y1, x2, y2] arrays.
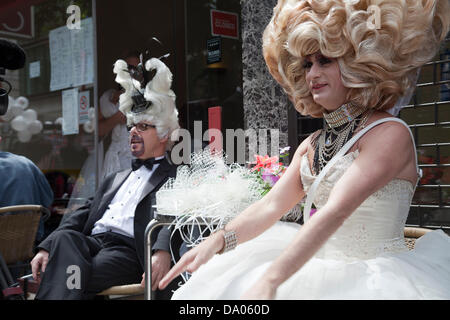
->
[[62, 88, 79, 135], [78, 91, 90, 124], [207, 37, 221, 65], [0, 4, 34, 39], [210, 9, 239, 40], [49, 17, 94, 91]]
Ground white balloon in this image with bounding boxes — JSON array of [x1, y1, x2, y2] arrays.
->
[[88, 107, 96, 120], [11, 115, 27, 131], [28, 119, 43, 134], [17, 130, 32, 143], [83, 121, 94, 133], [22, 108, 38, 122], [55, 117, 63, 126], [14, 96, 29, 110], [9, 104, 24, 117]]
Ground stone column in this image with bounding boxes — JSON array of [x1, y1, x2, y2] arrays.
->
[[241, 0, 292, 157]]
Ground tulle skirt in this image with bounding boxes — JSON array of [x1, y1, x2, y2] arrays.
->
[[172, 222, 450, 300]]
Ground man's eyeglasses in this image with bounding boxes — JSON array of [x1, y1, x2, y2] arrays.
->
[[127, 123, 156, 132]]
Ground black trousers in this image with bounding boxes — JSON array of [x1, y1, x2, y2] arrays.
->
[[35, 230, 142, 300]]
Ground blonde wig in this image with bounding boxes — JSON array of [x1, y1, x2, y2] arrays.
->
[[263, 0, 450, 117]]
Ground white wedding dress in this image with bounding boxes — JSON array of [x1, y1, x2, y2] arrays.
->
[[171, 129, 450, 300]]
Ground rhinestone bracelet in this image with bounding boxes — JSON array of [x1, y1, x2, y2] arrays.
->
[[217, 229, 237, 255]]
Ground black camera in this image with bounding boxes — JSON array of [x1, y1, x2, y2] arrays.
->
[[0, 39, 26, 116]]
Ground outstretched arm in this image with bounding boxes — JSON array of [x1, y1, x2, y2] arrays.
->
[[159, 136, 311, 289], [241, 121, 416, 299]]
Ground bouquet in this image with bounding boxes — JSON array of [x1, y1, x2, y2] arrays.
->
[[249, 147, 290, 196], [249, 147, 316, 219]]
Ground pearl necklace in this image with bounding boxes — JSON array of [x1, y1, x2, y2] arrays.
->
[[313, 103, 371, 174]]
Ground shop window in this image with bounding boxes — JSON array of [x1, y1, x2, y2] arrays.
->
[[0, 0, 94, 213], [184, 0, 243, 159]]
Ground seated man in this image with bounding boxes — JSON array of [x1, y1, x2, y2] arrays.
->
[[0, 39, 53, 243], [30, 54, 182, 299]]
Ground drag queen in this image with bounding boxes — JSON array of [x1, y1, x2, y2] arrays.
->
[[159, 0, 450, 299]]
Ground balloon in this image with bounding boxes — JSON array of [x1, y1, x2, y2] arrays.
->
[[83, 121, 94, 133], [17, 130, 32, 143], [9, 104, 24, 117], [11, 115, 27, 131], [14, 96, 29, 110], [88, 107, 96, 120], [28, 119, 43, 134], [55, 117, 63, 126], [22, 108, 38, 122]]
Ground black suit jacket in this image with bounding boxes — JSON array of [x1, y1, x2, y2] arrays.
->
[[38, 156, 177, 271]]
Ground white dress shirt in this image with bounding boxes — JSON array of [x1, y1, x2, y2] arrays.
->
[[91, 157, 163, 238]]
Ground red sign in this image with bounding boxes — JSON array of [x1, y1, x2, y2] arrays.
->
[[210, 9, 239, 40], [0, 3, 34, 39], [208, 106, 223, 153]]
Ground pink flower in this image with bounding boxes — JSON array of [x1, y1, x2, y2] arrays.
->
[[250, 155, 281, 172], [261, 170, 280, 187], [249, 148, 291, 196]]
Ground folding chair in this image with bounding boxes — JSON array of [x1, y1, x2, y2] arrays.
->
[[404, 226, 432, 250], [0, 205, 50, 300], [97, 283, 144, 300]]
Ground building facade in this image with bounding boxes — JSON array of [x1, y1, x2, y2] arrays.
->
[[0, 0, 449, 230]]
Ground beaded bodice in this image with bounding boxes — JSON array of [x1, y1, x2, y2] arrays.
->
[[301, 150, 415, 261]]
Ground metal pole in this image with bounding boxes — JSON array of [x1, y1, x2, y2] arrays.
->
[[144, 219, 172, 300], [144, 215, 215, 300], [91, 0, 100, 190]]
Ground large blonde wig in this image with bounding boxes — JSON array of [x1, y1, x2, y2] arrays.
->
[[263, 0, 450, 117]]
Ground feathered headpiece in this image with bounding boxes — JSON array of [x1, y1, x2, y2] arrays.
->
[[113, 52, 179, 141]]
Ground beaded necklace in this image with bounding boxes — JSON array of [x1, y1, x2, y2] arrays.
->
[[312, 102, 372, 174]]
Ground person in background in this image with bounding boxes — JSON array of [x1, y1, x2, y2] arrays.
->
[[98, 50, 140, 182], [0, 39, 53, 244], [0, 134, 53, 243]]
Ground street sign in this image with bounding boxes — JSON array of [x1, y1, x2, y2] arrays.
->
[[78, 91, 90, 124]]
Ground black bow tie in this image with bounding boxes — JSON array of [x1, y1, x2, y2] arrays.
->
[[131, 157, 164, 171]]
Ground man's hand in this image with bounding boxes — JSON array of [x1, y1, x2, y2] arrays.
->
[[147, 250, 171, 291], [30, 250, 49, 281], [114, 110, 127, 125], [110, 89, 123, 104]]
